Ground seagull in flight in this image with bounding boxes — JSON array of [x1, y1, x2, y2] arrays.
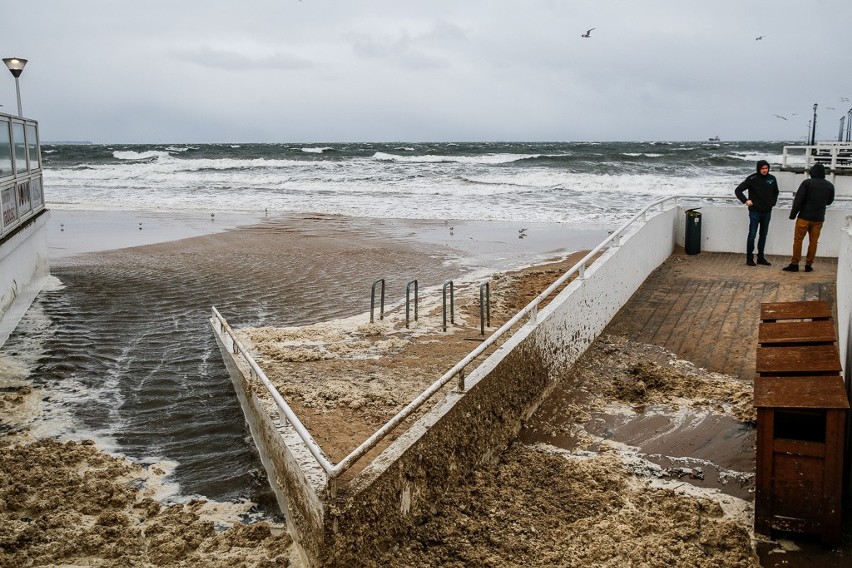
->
[[755, 35, 765, 40], [581, 28, 595, 38], [772, 114, 787, 120]]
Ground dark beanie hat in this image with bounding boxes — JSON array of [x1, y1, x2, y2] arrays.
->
[[809, 163, 826, 178], [756, 160, 770, 172]]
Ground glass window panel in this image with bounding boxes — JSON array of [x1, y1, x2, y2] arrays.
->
[[30, 175, 43, 208], [26, 124, 40, 170], [12, 122, 27, 173], [17, 181, 31, 215], [2, 186, 17, 228], [0, 118, 11, 178]]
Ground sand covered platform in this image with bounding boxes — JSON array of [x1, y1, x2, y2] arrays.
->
[[231, 251, 765, 567]]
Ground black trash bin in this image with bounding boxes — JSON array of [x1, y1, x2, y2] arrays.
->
[[685, 208, 701, 255]]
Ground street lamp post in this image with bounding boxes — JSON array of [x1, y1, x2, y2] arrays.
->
[[847, 108, 852, 143], [810, 103, 818, 145], [2, 57, 28, 117]]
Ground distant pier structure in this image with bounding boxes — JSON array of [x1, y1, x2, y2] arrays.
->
[[777, 141, 852, 197], [0, 110, 48, 347]]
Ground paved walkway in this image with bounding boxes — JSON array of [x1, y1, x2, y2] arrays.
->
[[591, 249, 849, 565], [606, 250, 837, 381]]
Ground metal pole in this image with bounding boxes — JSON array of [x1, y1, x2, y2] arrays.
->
[[847, 108, 852, 143], [370, 278, 385, 322], [13, 76, 22, 117], [840, 116, 846, 143], [442, 280, 454, 332], [479, 282, 490, 335], [810, 103, 818, 145], [405, 279, 418, 328]]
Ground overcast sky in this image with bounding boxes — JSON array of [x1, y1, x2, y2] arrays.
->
[[3, 0, 851, 143]]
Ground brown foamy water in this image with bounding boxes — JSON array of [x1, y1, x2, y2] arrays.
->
[[3, 212, 606, 513]]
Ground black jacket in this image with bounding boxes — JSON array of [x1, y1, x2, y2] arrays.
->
[[735, 161, 779, 213], [791, 177, 834, 222]]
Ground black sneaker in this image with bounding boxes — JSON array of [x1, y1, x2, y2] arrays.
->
[[805, 265, 813, 272], [782, 264, 799, 272], [746, 258, 756, 266], [757, 258, 772, 266]]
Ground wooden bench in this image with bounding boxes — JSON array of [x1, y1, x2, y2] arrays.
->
[[758, 320, 836, 346], [756, 344, 842, 376], [760, 300, 832, 322]]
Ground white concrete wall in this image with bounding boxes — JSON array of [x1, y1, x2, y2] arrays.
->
[[0, 211, 50, 348], [675, 205, 850, 258], [211, 322, 324, 568], [836, 215, 852, 383], [529, 206, 679, 365]]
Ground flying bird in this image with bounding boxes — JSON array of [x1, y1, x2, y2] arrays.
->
[[581, 28, 595, 38], [772, 114, 787, 120], [827, 106, 837, 111], [755, 35, 765, 40], [841, 97, 850, 102]]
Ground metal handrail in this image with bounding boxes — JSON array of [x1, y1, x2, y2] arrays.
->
[[217, 194, 852, 489], [479, 282, 491, 335], [442, 280, 454, 332], [210, 306, 336, 478], [327, 194, 693, 478], [405, 279, 418, 328], [370, 278, 385, 323]]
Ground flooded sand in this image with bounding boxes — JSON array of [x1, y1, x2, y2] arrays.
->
[[3, 217, 848, 566], [519, 336, 756, 503]]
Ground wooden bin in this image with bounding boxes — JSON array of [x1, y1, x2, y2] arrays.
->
[[754, 375, 849, 545]]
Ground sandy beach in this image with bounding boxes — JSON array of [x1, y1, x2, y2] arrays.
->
[[3, 210, 630, 566], [7, 208, 847, 566]]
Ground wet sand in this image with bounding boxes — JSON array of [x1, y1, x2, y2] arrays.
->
[[245, 257, 762, 567], [46, 209, 270, 259], [2, 210, 611, 566], [2, 211, 847, 566]]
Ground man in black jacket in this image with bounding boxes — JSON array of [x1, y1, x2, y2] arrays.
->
[[735, 159, 780, 266], [782, 163, 835, 272]]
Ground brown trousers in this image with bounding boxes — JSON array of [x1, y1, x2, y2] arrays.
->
[[790, 218, 823, 265]]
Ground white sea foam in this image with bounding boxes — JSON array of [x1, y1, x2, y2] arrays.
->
[[372, 151, 539, 164], [729, 151, 787, 165], [42, 142, 778, 229], [113, 150, 171, 161]]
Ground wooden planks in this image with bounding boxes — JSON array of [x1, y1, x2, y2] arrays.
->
[[760, 300, 832, 322], [757, 320, 836, 346], [755, 344, 842, 376], [754, 375, 850, 409]]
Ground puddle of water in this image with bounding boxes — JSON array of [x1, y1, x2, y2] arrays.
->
[[521, 402, 755, 501]]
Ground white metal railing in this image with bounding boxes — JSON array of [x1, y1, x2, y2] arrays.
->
[[211, 194, 714, 492], [213, 193, 852, 494], [211, 306, 336, 479], [781, 142, 852, 173]]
